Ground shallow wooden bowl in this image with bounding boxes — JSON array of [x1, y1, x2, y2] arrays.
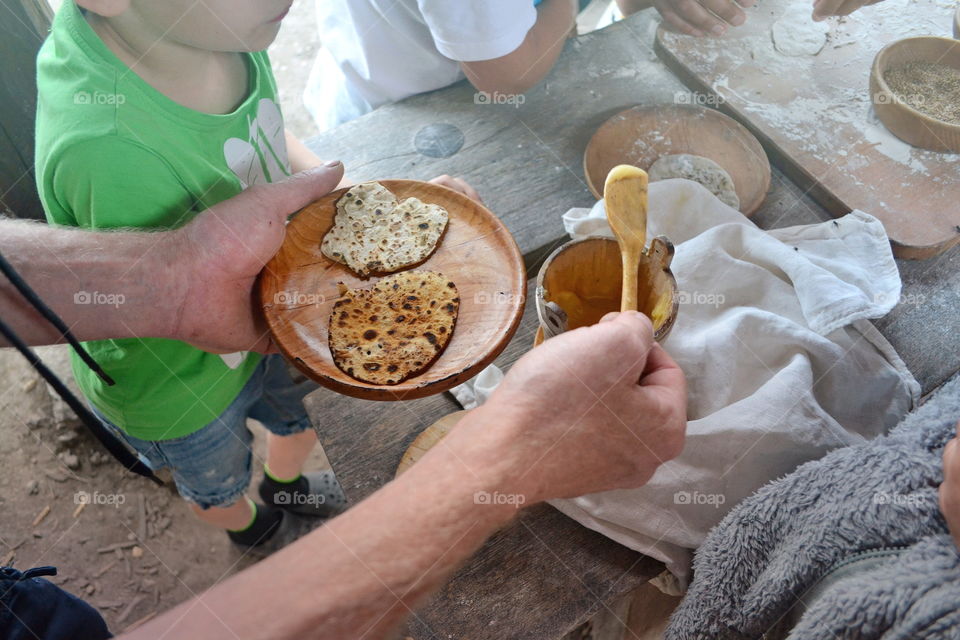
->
[[259, 180, 526, 401], [534, 236, 679, 346], [583, 105, 770, 217], [871, 36, 960, 153], [395, 410, 467, 476]]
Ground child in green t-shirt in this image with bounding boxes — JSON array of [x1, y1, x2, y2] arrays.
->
[[34, 0, 478, 548], [34, 0, 348, 548]]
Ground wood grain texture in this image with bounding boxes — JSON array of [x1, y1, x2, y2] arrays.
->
[[655, 0, 960, 258], [302, 9, 960, 637], [584, 105, 771, 216], [870, 37, 960, 154], [259, 180, 526, 400]]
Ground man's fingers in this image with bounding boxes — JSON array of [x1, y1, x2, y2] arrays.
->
[[254, 162, 345, 223], [596, 312, 656, 383], [639, 343, 686, 396]]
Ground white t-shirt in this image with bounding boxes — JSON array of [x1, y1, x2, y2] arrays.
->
[[304, 0, 538, 131]]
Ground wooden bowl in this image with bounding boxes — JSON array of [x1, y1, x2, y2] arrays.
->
[[870, 36, 960, 153], [583, 105, 770, 217], [259, 180, 526, 401], [534, 236, 679, 345]]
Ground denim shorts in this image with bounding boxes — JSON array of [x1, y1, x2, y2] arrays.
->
[[94, 355, 318, 509]]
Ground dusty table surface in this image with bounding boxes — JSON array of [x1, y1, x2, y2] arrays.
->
[[303, 9, 960, 639]]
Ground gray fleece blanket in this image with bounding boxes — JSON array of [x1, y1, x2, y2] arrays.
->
[[666, 373, 960, 639]]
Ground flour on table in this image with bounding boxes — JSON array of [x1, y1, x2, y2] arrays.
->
[[771, 5, 830, 56]]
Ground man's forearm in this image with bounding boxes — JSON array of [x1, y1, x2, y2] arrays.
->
[[123, 405, 520, 640], [0, 219, 184, 346]]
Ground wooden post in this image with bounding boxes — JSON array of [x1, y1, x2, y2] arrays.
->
[[0, 0, 53, 220]]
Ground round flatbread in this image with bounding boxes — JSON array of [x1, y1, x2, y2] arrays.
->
[[321, 182, 449, 278], [771, 6, 830, 57], [648, 154, 740, 210], [328, 271, 459, 385]]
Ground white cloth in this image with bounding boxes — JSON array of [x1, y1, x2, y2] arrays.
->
[[451, 179, 920, 585], [305, 0, 538, 130]]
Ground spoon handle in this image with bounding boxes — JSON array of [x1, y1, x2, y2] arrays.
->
[[620, 247, 640, 312]]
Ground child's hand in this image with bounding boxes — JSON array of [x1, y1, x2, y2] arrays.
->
[[429, 175, 483, 204], [812, 0, 884, 20], [940, 420, 960, 549]]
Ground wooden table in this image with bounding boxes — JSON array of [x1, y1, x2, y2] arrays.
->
[[303, 10, 960, 638]]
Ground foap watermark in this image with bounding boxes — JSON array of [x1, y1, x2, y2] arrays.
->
[[473, 490, 526, 507], [74, 290, 125, 308], [674, 91, 725, 107], [873, 291, 927, 308], [274, 290, 326, 306], [674, 490, 726, 508], [473, 290, 525, 305], [474, 91, 525, 108], [74, 490, 126, 507], [676, 290, 725, 308], [873, 92, 926, 108], [274, 490, 326, 506], [873, 491, 932, 508], [73, 90, 126, 106]]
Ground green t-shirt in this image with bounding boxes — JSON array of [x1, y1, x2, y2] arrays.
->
[[35, 1, 292, 440]]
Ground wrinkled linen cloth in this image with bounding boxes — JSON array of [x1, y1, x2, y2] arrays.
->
[[450, 179, 919, 584], [666, 372, 960, 639]]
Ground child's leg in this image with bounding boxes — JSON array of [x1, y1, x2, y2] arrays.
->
[[250, 355, 346, 516], [90, 364, 286, 546], [265, 429, 318, 481], [189, 498, 253, 530]]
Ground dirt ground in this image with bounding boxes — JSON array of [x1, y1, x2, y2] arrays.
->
[[0, 345, 332, 633]]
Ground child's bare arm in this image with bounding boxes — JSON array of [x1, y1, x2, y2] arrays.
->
[[459, 0, 576, 97], [285, 130, 325, 173]]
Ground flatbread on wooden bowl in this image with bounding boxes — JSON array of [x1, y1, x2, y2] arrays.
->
[[258, 180, 526, 401]]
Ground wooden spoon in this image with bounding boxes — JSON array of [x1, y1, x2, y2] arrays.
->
[[603, 164, 649, 312]]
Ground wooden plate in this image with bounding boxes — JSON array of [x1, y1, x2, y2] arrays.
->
[[258, 180, 526, 401], [395, 410, 468, 476], [583, 105, 771, 217]]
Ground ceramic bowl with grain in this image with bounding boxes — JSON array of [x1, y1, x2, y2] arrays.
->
[[870, 36, 960, 153]]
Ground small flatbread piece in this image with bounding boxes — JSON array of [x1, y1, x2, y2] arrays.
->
[[648, 154, 741, 210], [321, 182, 449, 278], [771, 6, 830, 57], [329, 271, 459, 385]]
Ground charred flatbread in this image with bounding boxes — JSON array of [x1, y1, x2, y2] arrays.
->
[[328, 271, 459, 385]]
